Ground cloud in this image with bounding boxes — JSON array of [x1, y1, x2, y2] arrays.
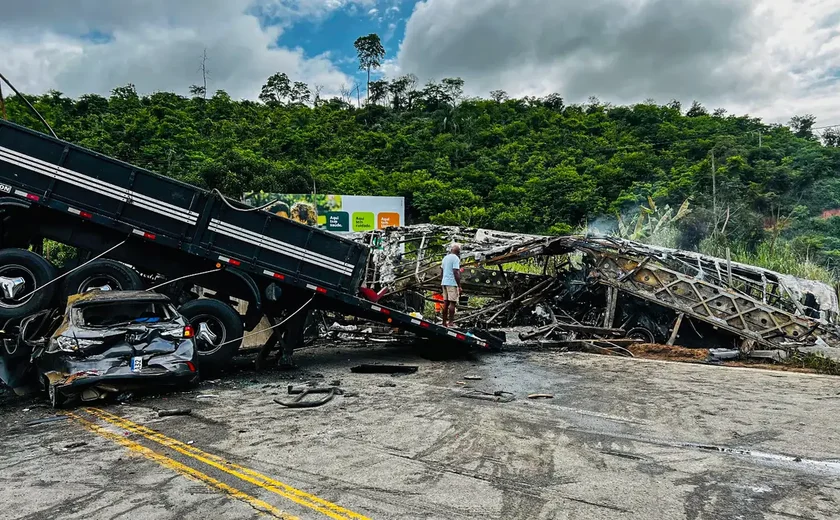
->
[[396, 0, 840, 123], [368, 8, 379, 16], [0, 0, 363, 99]]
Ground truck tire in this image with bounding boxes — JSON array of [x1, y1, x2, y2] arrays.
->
[[178, 299, 243, 372], [0, 249, 57, 320], [63, 259, 143, 298]]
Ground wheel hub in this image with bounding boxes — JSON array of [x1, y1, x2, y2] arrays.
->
[[197, 321, 219, 345], [0, 276, 26, 299]]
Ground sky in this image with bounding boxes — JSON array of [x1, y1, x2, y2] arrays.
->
[[1, 0, 839, 125]]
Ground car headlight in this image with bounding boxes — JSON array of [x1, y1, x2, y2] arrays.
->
[[55, 336, 103, 352]]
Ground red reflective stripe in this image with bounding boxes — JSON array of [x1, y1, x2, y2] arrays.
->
[[456, 333, 466, 340], [380, 308, 390, 315], [144, 232, 156, 240], [79, 211, 92, 219], [316, 287, 327, 294], [26, 193, 40, 201], [420, 321, 430, 328], [228, 258, 241, 266], [273, 273, 285, 280]]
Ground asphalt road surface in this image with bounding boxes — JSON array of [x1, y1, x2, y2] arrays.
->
[[2, 345, 839, 519]]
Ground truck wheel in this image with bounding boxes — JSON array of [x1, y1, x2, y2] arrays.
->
[[0, 248, 57, 320], [63, 259, 143, 298], [178, 299, 243, 372]]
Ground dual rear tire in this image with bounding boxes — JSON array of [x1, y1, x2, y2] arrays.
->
[[0, 249, 246, 373]]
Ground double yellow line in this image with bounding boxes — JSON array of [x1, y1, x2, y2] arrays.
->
[[72, 408, 369, 520]]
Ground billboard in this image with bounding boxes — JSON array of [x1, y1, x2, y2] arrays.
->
[[242, 192, 405, 233]]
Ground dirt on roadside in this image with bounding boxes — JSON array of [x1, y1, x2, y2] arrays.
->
[[623, 343, 829, 375], [628, 343, 710, 362]]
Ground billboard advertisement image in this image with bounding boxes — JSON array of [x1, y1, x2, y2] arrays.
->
[[242, 192, 405, 233]]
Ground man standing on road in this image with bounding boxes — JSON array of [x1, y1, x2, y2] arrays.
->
[[441, 244, 462, 328]]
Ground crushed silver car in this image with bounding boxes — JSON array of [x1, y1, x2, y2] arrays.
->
[[32, 291, 198, 407]]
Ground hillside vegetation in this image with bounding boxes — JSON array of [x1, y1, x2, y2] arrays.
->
[[4, 78, 840, 279]]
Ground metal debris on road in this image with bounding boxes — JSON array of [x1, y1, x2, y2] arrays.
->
[[352, 225, 840, 364], [25, 415, 69, 426], [527, 393, 555, 399], [275, 385, 342, 408], [158, 408, 192, 417], [459, 389, 515, 403], [350, 364, 419, 374], [464, 375, 482, 380]]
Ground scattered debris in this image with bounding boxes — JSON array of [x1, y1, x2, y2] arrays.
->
[[354, 225, 840, 368], [25, 415, 69, 426], [709, 349, 740, 361], [527, 393, 554, 399], [275, 385, 342, 408], [63, 441, 87, 450], [463, 375, 482, 380], [158, 408, 192, 417], [351, 364, 418, 374], [459, 389, 515, 403], [195, 394, 220, 399]]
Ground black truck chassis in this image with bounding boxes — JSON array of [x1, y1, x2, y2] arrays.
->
[[0, 120, 496, 353]]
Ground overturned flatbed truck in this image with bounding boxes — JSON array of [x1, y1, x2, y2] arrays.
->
[[0, 119, 496, 385]]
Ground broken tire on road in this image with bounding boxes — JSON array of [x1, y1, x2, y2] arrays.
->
[[178, 298, 243, 373], [0, 248, 57, 321], [63, 258, 143, 299], [625, 326, 656, 345]]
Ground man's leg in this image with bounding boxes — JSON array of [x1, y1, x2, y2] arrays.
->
[[441, 300, 450, 327], [447, 297, 456, 326]]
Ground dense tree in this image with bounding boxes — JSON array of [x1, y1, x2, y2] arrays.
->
[[790, 114, 818, 140], [490, 90, 509, 103], [5, 76, 840, 274], [368, 80, 389, 106], [686, 101, 709, 118], [259, 72, 292, 105], [353, 33, 385, 103]]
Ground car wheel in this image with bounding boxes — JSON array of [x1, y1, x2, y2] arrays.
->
[[178, 299, 243, 372], [0, 249, 57, 321], [63, 259, 143, 299]]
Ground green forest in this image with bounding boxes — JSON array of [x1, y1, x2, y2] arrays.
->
[[3, 38, 840, 281]]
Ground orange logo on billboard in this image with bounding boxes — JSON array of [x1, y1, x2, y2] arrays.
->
[[377, 212, 400, 229]]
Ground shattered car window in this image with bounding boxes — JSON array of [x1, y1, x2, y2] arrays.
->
[[78, 302, 175, 327]]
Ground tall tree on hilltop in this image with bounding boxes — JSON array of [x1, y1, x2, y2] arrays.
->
[[490, 90, 509, 103], [259, 72, 292, 105], [354, 33, 385, 103], [790, 114, 818, 140], [368, 79, 389, 106]]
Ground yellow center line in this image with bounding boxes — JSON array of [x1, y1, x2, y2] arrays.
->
[[66, 412, 297, 520], [85, 408, 371, 520]]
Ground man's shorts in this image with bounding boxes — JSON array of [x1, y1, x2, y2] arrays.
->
[[442, 286, 459, 302]]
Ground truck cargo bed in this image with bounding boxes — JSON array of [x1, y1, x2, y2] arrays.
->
[[0, 120, 498, 350]]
